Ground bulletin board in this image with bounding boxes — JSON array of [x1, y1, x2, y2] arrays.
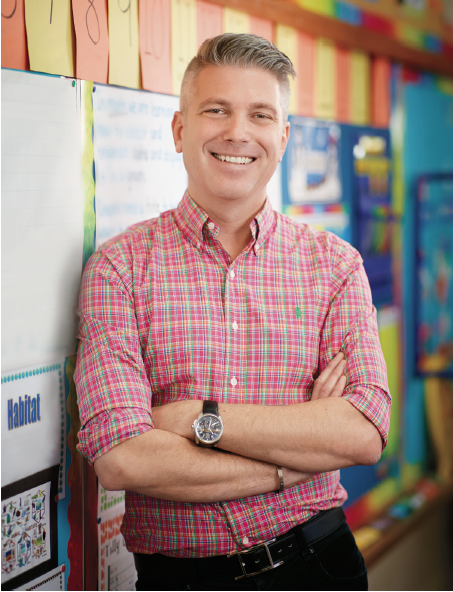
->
[[415, 173, 453, 377], [2, 1, 452, 589]]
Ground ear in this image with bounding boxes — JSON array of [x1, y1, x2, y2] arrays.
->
[[278, 121, 290, 163], [172, 111, 184, 153]]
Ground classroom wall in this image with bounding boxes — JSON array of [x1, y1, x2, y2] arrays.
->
[[2, 1, 453, 591]]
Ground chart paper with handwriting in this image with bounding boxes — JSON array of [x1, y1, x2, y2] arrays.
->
[[92, 84, 187, 248], [1, 70, 84, 373]]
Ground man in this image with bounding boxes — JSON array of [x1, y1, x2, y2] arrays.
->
[[75, 33, 391, 591]]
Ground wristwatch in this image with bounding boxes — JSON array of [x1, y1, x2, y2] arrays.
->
[[192, 400, 224, 447]]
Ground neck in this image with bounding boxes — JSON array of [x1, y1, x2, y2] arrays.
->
[[188, 190, 266, 261]]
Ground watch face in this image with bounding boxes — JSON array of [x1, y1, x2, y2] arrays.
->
[[196, 414, 223, 444]]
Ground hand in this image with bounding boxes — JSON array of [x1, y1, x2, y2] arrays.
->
[[311, 352, 347, 401]]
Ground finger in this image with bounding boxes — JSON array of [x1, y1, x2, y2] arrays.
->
[[330, 374, 347, 398], [311, 353, 344, 400], [312, 358, 347, 400]]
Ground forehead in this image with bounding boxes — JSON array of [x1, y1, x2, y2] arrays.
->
[[191, 65, 282, 110]]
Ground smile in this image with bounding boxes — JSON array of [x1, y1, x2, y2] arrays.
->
[[212, 153, 255, 165]]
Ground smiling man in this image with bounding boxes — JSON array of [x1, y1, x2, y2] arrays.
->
[[75, 34, 391, 591]]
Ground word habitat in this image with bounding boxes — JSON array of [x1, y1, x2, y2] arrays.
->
[[7, 395, 41, 430]]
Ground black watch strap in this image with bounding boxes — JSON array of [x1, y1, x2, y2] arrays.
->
[[203, 400, 219, 415]]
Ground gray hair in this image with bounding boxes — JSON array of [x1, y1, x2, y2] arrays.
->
[[180, 33, 296, 120]]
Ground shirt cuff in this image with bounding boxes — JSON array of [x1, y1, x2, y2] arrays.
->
[[343, 384, 391, 450], [77, 407, 153, 465]]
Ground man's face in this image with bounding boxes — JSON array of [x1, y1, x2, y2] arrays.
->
[[172, 65, 290, 207]]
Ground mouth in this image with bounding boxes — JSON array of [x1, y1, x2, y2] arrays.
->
[[211, 153, 256, 165]]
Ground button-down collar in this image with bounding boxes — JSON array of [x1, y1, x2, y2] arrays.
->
[[174, 190, 276, 254], [173, 191, 209, 250]]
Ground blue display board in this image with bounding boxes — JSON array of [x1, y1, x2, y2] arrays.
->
[[342, 125, 393, 307], [415, 173, 453, 376]]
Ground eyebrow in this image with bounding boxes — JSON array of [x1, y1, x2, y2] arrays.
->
[[197, 98, 278, 116]]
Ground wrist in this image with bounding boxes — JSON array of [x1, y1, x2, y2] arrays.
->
[[192, 400, 224, 448]]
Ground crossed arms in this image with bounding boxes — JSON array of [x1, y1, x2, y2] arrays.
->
[[77, 233, 391, 505], [94, 353, 383, 503]]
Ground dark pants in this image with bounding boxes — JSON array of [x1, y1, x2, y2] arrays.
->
[[135, 521, 368, 591]]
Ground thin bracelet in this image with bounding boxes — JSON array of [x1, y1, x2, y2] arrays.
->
[[276, 466, 284, 493]]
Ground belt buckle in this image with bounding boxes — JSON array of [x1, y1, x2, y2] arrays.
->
[[228, 539, 284, 580]]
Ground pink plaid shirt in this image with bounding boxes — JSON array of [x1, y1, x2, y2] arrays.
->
[[75, 191, 390, 558]]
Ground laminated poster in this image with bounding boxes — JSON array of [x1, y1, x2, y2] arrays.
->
[[1, 466, 58, 590], [98, 487, 136, 592], [14, 564, 65, 590], [282, 117, 342, 206], [1, 363, 66, 497], [92, 84, 187, 248]]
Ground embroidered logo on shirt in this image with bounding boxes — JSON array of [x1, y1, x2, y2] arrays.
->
[[295, 307, 303, 319]]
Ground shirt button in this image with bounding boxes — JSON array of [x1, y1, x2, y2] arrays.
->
[[208, 222, 215, 230], [197, 242, 201, 249], [232, 321, 238, 331], [242, 536, 249, 545], [230, 270, 235, 278], [230, 377, 237, 387]]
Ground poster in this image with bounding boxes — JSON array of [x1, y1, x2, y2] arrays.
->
[[416, 175, 453, 375], [14, 564, 65, 590], [2, 467, 58, 590], [98, 487, 136, 592], [282, 116, 342, 206], [92, 84, 187, 248], [1, 363, 66, 497]]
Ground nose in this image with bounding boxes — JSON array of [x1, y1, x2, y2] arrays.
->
[[222, 113, 250, 144]]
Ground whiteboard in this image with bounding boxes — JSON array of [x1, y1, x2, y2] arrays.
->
[[1, 70, 84, 372], [92, 84, 187, 248]]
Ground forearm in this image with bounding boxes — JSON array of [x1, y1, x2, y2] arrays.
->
[[159, 397, 382, 473], [218, 398, 382, 471], [94, 428, 310, 502]]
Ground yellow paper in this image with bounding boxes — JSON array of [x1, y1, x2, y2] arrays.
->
[[298, 0, 334, 17], [108, 0, 140, 89], [314, 38, 335, 120], [350, 50, 370, 125], [223, 8, 249, 34], [24, 0, 74, 77], [171, 0, 197, 95], [275, 24, 298, 115], [377, 307, 401, 459]]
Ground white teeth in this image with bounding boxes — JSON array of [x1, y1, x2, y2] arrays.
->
[[213, 153, 254, 164]]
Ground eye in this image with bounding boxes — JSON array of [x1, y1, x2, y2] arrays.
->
[[205, 108, 225, 114], [253, 113, 272, 120]]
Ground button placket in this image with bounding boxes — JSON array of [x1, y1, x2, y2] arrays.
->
[[224, 264, 241, 394]]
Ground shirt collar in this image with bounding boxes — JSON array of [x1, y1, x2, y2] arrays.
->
[[173, 189, 276, 253]]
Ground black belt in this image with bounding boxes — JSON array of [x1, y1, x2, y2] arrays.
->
[[134, 507, 346, 581]]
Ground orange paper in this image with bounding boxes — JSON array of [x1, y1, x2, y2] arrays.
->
[[297, 31, 314, 117], [371, 56, 391, 128], [72, 0, 109, 83], [140, 0, 172, 94], [1, 0, 28, 70], [336, 46, 350, 123], [249, 16, 273, 43], [197, 0, 222, 47]]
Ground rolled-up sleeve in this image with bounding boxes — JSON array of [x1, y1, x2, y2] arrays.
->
[[74, 246, 153, 465], [318, 235, 391, 449]]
